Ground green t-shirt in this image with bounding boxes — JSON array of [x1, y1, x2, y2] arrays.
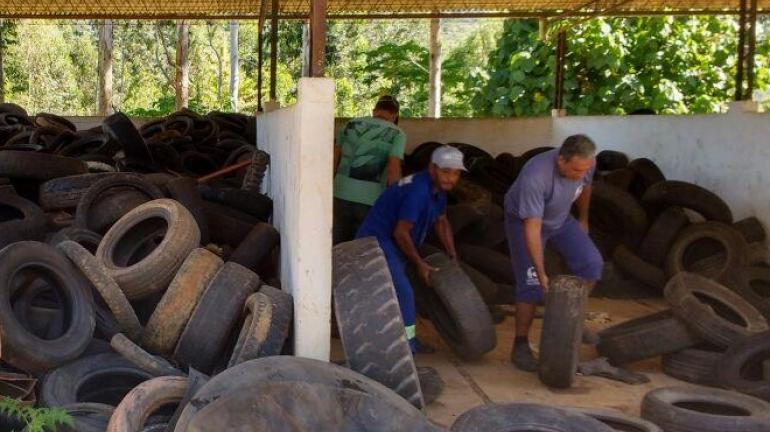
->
[[334, 117, 406, 206]]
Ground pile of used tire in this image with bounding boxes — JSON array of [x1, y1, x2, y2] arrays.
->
[[449, 390, 770, 432]]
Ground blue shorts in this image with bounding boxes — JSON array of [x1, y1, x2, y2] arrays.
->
[[504, 216, 603, 304]]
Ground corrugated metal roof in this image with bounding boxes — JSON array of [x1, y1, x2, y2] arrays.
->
[[0, 0, 763, 19]]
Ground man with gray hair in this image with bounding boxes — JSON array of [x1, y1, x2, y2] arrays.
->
[[504, 134, 604, 372]]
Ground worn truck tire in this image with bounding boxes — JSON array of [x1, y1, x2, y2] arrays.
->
[[612, 245, 667, 291], [718, 332, 770, 401], [0, 151, 87, 181], [97, 199, 200, 300], [590, 182, 649, 251], [538, 276, 587, 388], [57, 241, 141, 341], [185, 381, 441, 432], [175, 356, 425, 432], [642, 180, 733, 223], [174, 262, 259, 373], [228, 222, 280, 273], [38, 173, 117, 211], [0, 192, 47, 249], [597, 310, 701, 364], [141, 248, 222, 355], [641, 386, 770, 432], [107, 376, 187, 432], [418, 252, 497, 360], [256, 285, 293, 357], [638, 206, 690, 266], [0, 241, 95, 375], [74, 174, 163, 233], [41, 353, 153, 407], [49, 227, 103, 254], [662, 346, 723, 387], [665, 222, 748, 285], [110, 333, 183, 377], [451, 403, 615, 432], [332, 238, 424, 409], [569, 407, 662, 432], [166, 177, 210, 245], [665, 272, 769, 348]]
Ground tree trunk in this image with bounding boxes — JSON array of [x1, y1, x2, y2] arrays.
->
[[428, 18, 442, 118], [229, 21, 239, 112], [98, 20, 114, 116], [301, 22, 310, 77], [0, 20, 5, 104], [175, 21, 190, 110]]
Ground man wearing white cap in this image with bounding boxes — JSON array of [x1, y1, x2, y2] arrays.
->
[[357, 145, 465, 353]]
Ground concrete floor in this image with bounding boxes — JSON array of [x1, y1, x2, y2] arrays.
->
[[412, 297, 686, 429]]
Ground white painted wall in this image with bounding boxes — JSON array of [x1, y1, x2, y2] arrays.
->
[[259, 78, 335, 361]]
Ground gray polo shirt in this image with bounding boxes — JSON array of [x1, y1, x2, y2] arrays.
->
[[504, 149, 595, 230]]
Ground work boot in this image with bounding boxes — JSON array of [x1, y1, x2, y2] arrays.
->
[[511, 342, 538, 372], [415, 338, 437, 354], [581, 328, 601, 345], [417, 366, 445, 405]]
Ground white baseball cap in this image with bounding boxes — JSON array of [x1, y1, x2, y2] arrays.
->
[[431, 145, 467, 171]]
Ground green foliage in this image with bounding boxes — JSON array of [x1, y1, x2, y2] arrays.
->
[[477, 16, 770, 116], [0, 398, 73, 432]]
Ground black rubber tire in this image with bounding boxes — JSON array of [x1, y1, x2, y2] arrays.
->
[[641, 386, 770, 432], [228, 222, 280, 273], [416, 252, 497, 360], [665, 272, 769, 348], [538, 276, 587, 388], [174, 262, 259, 373], [0, 192, 47, 249], [106, 375, 188, 432], [596, 150, 630, 171], [60, 403, 114, 432], [456, 243, 514, 284], [665, 222, 749, 285], [166, 176, 210, 245], [515, 146, 555, 172], [459, 262, 499, 304], [185, 381, 440, 432], [642, 180, 733, 223], [203, 201, 259, 247], [732, 267, 770, 321], [109, 333, 183, 377], [734, 217, 767, 243], [175, 356, 428, 432], [58, 240, 141, 341], [103, 113, 153, 162], [451, 403, 615, 432], [0, 241, 95, 375], [241, 149, 270, 192], [638, 206, 690, 266], [332, 238, 424, 408], [590, 181, 649, 251], [41, 353, 153, 408], [597, 310, 701, 364], [96, 198, 201, 300], [569, 407, 663, 432], [718, 331, 770, 401], [408, 141, 444, 172], [627, 158, 665, 198], [256, 285, 293, 357], [598, 167, 636, 192], [48, 227, 103, 254], [38, 173, 117, 211], [227, 292, 274, 368], [35, 112, 76, 132], [198, 186, 272, 221], [0, 150, 87, 180], [73, 174, 164, 232], [662, 346, 723, 387], [612, 245, 667, 291]]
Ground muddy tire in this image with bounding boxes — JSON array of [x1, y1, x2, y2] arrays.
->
[[641, 386, 770, 432], [597, 310, 701, 364], [227, 292, 273, 367], [49, 227, 103, 254], [141, 248, 222, 355], [174, 262, 259, 373], [418, 252, 497, 360], [665, 222, 748, 285], [256, 285, 293, 357], [332, 238, 424, 409], [57, 241, 141, 341], [451, 403, 614, 432], [0, 241, 95, 375], [638, 206, 690, 266], [538, 276, 587, 388], [110, 333, 183, 377], [662, 346, 723, 387], [717, 332, 770, 401], [106, 376, 187, 432], [97, 199, 200, 300], [642, 180, 733, 223], [0, 150, 87, 181], [665, 272, 769, 348]]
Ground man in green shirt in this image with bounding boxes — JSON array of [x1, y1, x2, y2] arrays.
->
[[333, 95, 406, 244]]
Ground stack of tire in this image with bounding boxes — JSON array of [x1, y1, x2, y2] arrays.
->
[[449, 388, 770, 432]]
